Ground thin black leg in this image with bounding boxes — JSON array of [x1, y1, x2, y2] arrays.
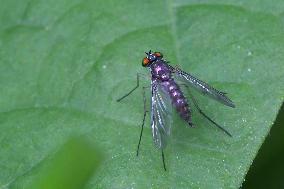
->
[[137, 86, 148, 156], [162, 150, 167, 171], [117, 73, 140, 102], [183, 84, 232, 137]]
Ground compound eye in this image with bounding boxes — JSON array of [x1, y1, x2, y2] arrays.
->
[[154, 52, 163, 58], [142, 57, 150, 67]]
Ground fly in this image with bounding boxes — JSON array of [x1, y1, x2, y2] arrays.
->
[[117, 50, 235, 171]]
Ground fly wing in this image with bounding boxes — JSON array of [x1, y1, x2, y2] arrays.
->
[[151, 79, 173, 149], [173, 67, 235, 108]]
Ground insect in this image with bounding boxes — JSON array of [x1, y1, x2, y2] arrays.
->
[[117, 50, 235, 171]]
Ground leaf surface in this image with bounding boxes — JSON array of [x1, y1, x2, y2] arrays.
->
[[0, 0, 283, 188]]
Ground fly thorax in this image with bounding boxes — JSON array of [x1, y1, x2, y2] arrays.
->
[[151, 62, 171, 81]]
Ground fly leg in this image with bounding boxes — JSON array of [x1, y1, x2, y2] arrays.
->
[[137, 86, 148, 156], [162, 150, 167, 171], [182, 84, 232, 137], [117, 73, 141, 102]]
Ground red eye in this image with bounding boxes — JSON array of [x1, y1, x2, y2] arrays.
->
[[142, 57, 150, 67], [154, 52, 163, 58]]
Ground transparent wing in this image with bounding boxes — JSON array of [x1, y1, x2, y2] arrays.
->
[[172, 67, 235, 108], [151, 79, 173, 149]]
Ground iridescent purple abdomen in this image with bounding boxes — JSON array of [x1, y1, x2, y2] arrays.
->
[[150, 61, 192, 126], [161, 79, 192, 125]]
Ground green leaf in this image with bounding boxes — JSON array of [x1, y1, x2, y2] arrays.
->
[[0, 0, 283, 188], [23, 137, 102, 189]]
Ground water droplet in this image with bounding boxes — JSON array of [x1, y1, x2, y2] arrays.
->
[[102, 65, 107, 69], [242, 118, 247, 122], [237, 45, 241, 49], [247, 68, 251, 72], [247, 51, 252, 56]]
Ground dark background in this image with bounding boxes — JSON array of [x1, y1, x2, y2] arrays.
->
[[243, 103, 284, 188]]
